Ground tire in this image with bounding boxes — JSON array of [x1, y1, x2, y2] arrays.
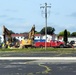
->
[[60, 44, 64, 48], [22, 45, 25, 49], [40, 45, 43, 48]]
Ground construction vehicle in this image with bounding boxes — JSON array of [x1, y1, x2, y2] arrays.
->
[[2, 25, 19, 48], [2, 25, 13, 48], [20, 25, 35, 48]]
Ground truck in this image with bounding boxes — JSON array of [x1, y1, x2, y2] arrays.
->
[[34, 40, 65, 48]]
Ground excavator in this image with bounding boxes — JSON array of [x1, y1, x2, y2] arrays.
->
[[20, 25, 35, 48], [2, 25, 13, 48], [2, 25, 19, 48]]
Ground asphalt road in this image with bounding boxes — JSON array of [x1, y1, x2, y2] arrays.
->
[[0, 49, 76, 75], [0, 59, 76, 75]]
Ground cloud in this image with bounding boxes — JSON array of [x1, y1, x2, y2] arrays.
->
[[0, 22, 33, 34], [54, 12, 60, 15], [5, 9, 18, 12], [7, 17, 24, 21], [51, 11, 60, 15], [67, 12, 76, 17], [49, 22, 76, 34], [0, 15, 7, 18]]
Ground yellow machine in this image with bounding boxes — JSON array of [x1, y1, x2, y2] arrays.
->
[[2, 25, 20, 48], [20, 25, 35, 48], [2, 25, 12, 48]]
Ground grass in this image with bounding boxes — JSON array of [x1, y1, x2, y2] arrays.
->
[[0, 47, 76, 53], [0, 47, 76, 56], [0, 47, 53, 52]]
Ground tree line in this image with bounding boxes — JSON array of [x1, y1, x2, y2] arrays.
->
[[10, 26, 76, 37], [36, 26, 76, 37]]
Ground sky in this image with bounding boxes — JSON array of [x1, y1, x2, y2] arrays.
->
[[0, 0, 76, 35]]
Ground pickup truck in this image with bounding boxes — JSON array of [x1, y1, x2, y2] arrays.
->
[[34, 40, 65, 48]]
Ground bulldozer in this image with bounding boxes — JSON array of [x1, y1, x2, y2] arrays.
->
[[20, 25, 35, 48]]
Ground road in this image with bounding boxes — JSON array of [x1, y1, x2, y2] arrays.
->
[[0, 50, 76, 75], [0, 57, 76, 75]]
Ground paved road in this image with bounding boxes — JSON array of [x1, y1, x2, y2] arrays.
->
[[0, 58, 76, 75], [0, 50, 76, 75]]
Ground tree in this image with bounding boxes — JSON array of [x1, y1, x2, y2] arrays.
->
[[58, 31, 64, 36], [58, 30, 70, 36], [40, 26, 55, 35], [71, 32, 76, 36], [63, 29, 68, 44], [35, 30, 40, 34]]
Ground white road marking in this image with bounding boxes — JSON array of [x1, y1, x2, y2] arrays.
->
[[0, 57, 76, 60]]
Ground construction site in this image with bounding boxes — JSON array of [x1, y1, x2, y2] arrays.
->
[[0, 24, 74, 49], [1, 25, 35, 49]]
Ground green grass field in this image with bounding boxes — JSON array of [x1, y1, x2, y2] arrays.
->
[[0, 47, 76, 56], [0, 47, 76, 52]]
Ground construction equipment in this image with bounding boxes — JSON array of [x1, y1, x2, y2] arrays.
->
[[20, 25, 35, 48], [2, 25, 13, 48], [2, 25, 20, 48]]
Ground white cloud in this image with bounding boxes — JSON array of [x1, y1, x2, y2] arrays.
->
[[54, 24, 76, 34], [68, 12, 76, 18]]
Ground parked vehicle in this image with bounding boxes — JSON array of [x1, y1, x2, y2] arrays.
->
[[50, 40, 64, 48], [34, 40, 65, 48], [69, 40, 76, 47], [35, 42, 50, 47], [63, 42, 72, 48]]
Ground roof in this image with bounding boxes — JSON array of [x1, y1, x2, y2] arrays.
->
[[11, 33, 57, 37], [35, 34, 41, 36], [11, 33, 28, 37]]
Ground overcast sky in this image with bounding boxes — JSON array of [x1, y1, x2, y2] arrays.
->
[[0, 0, 76, 35]]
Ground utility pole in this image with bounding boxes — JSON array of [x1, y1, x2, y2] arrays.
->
[[40, 3, 51, 50]]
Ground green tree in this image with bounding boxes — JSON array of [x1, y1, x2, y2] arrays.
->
[[40, 26, 55, 35], [58, 30, 70, 36], [63, 29, 68, 44], [35, 30, 40, 34], [71, 32, 76, 36]]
